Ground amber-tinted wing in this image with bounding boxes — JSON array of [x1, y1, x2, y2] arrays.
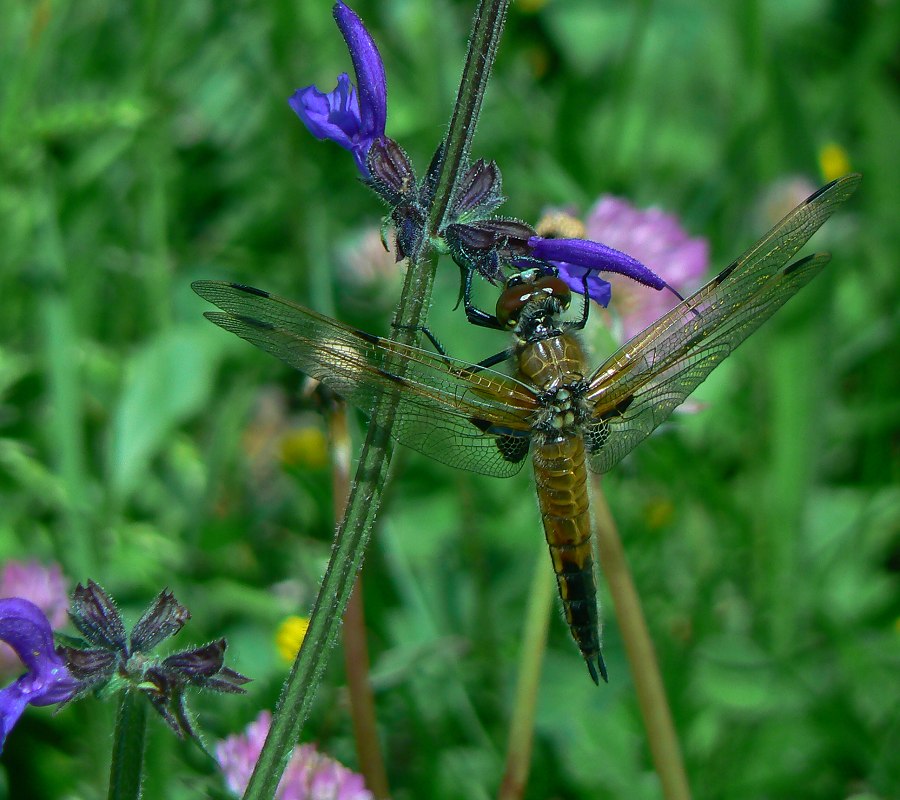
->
[[193, 281, 540, 477], [583, 173, 860, 474]]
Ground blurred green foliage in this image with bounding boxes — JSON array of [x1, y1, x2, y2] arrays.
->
[[0, 0, 898, 798]]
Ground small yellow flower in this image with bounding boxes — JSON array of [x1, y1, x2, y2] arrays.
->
[[275, 615, 310, 663], [819, 143, 851, 182], [280, 427, 328, 470]]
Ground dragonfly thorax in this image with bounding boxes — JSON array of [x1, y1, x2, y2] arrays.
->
[[533, 383, 588, 435], [515, 330, 591, 436]]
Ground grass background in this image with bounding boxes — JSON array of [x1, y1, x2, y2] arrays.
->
[[1, 0, 898, 798]]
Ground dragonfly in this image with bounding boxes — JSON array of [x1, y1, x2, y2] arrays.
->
[[193, 173, 860, 684]]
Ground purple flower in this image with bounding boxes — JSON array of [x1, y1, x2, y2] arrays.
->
[[289, 2, 387, 177], [0, 560, 68, 676], [0, 598, 77, 752], [217, 711, 372, 800], [583, 196, 709, 340]]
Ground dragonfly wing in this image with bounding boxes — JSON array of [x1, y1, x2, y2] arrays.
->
[[194, 281, 538, 478], [584, 343, 730, 475], [583, 174, 859, 474]]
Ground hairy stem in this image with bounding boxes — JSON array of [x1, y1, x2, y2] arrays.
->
[[329, 400, 391, 799], [107, 690, 148, 800], [242, 2, 510, 798], [429, 0, 511, 233]]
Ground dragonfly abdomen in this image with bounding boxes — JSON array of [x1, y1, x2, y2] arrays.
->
[[532, 433, 607, 683]]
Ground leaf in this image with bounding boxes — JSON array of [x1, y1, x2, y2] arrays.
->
[[107, 324, 231, 500]]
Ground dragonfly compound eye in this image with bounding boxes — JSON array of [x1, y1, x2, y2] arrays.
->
[[496, 285, 532, 328]]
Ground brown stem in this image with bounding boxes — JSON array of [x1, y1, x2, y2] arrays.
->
[[592, 476, 692, 800], [327, 397, 390, 800], [497, 547, 554, 800]]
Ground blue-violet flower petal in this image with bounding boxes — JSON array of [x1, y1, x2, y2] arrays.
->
[[528, 236, 668, 308], [0, 598, 77, 751], [289, 2, 387, 177], [558, 268, 612, 307], [334, 1, 386, 138]]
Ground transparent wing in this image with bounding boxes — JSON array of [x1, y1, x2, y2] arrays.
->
[[584, 172, 860, 474], [193, 281, 539, 477]]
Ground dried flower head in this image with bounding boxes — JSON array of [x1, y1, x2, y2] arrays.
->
[[59, 581, 249, 740]]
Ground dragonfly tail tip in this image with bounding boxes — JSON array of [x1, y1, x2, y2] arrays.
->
[[586, 653, 609, 685]]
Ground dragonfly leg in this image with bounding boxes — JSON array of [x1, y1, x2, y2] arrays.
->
[[563, 275, 592, 332], [390, 322, 448, 355], [463, 269, 504, 330], [392, 321, 511, 372], [475, 348, 514, 371]]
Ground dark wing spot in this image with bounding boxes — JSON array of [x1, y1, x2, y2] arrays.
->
[[380, 370, 408, 386], [470, 417, 531, 463], [712, 261, 738, 285], [598, 394, 634, 420], [585, 396, 633, 454], [584, 420, 610, 453], [782, 253, 818, 276], [496, 434, 530, 463], [470, 418, 492, 433], [233, 314, 276, 331], [354, 330, 381, 345], [804, 177, 837, 204], [469, 418, 528, 436], [231, 283, 270, 298]]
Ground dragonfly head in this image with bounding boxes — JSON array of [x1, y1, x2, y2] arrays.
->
[[496, 270, 571, 331]]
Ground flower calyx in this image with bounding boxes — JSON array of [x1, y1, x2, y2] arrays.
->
[[366, 136, 427, 261]]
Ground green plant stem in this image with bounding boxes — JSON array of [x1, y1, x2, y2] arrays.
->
[[241, 3, 510, 798], [430, 0, 511, 232], [241, 242, 435, 800], [329, 401, 391, 800], [591, 476, 692, 800], [498, 546, 554, 800], [107, 690, 148, 800]]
